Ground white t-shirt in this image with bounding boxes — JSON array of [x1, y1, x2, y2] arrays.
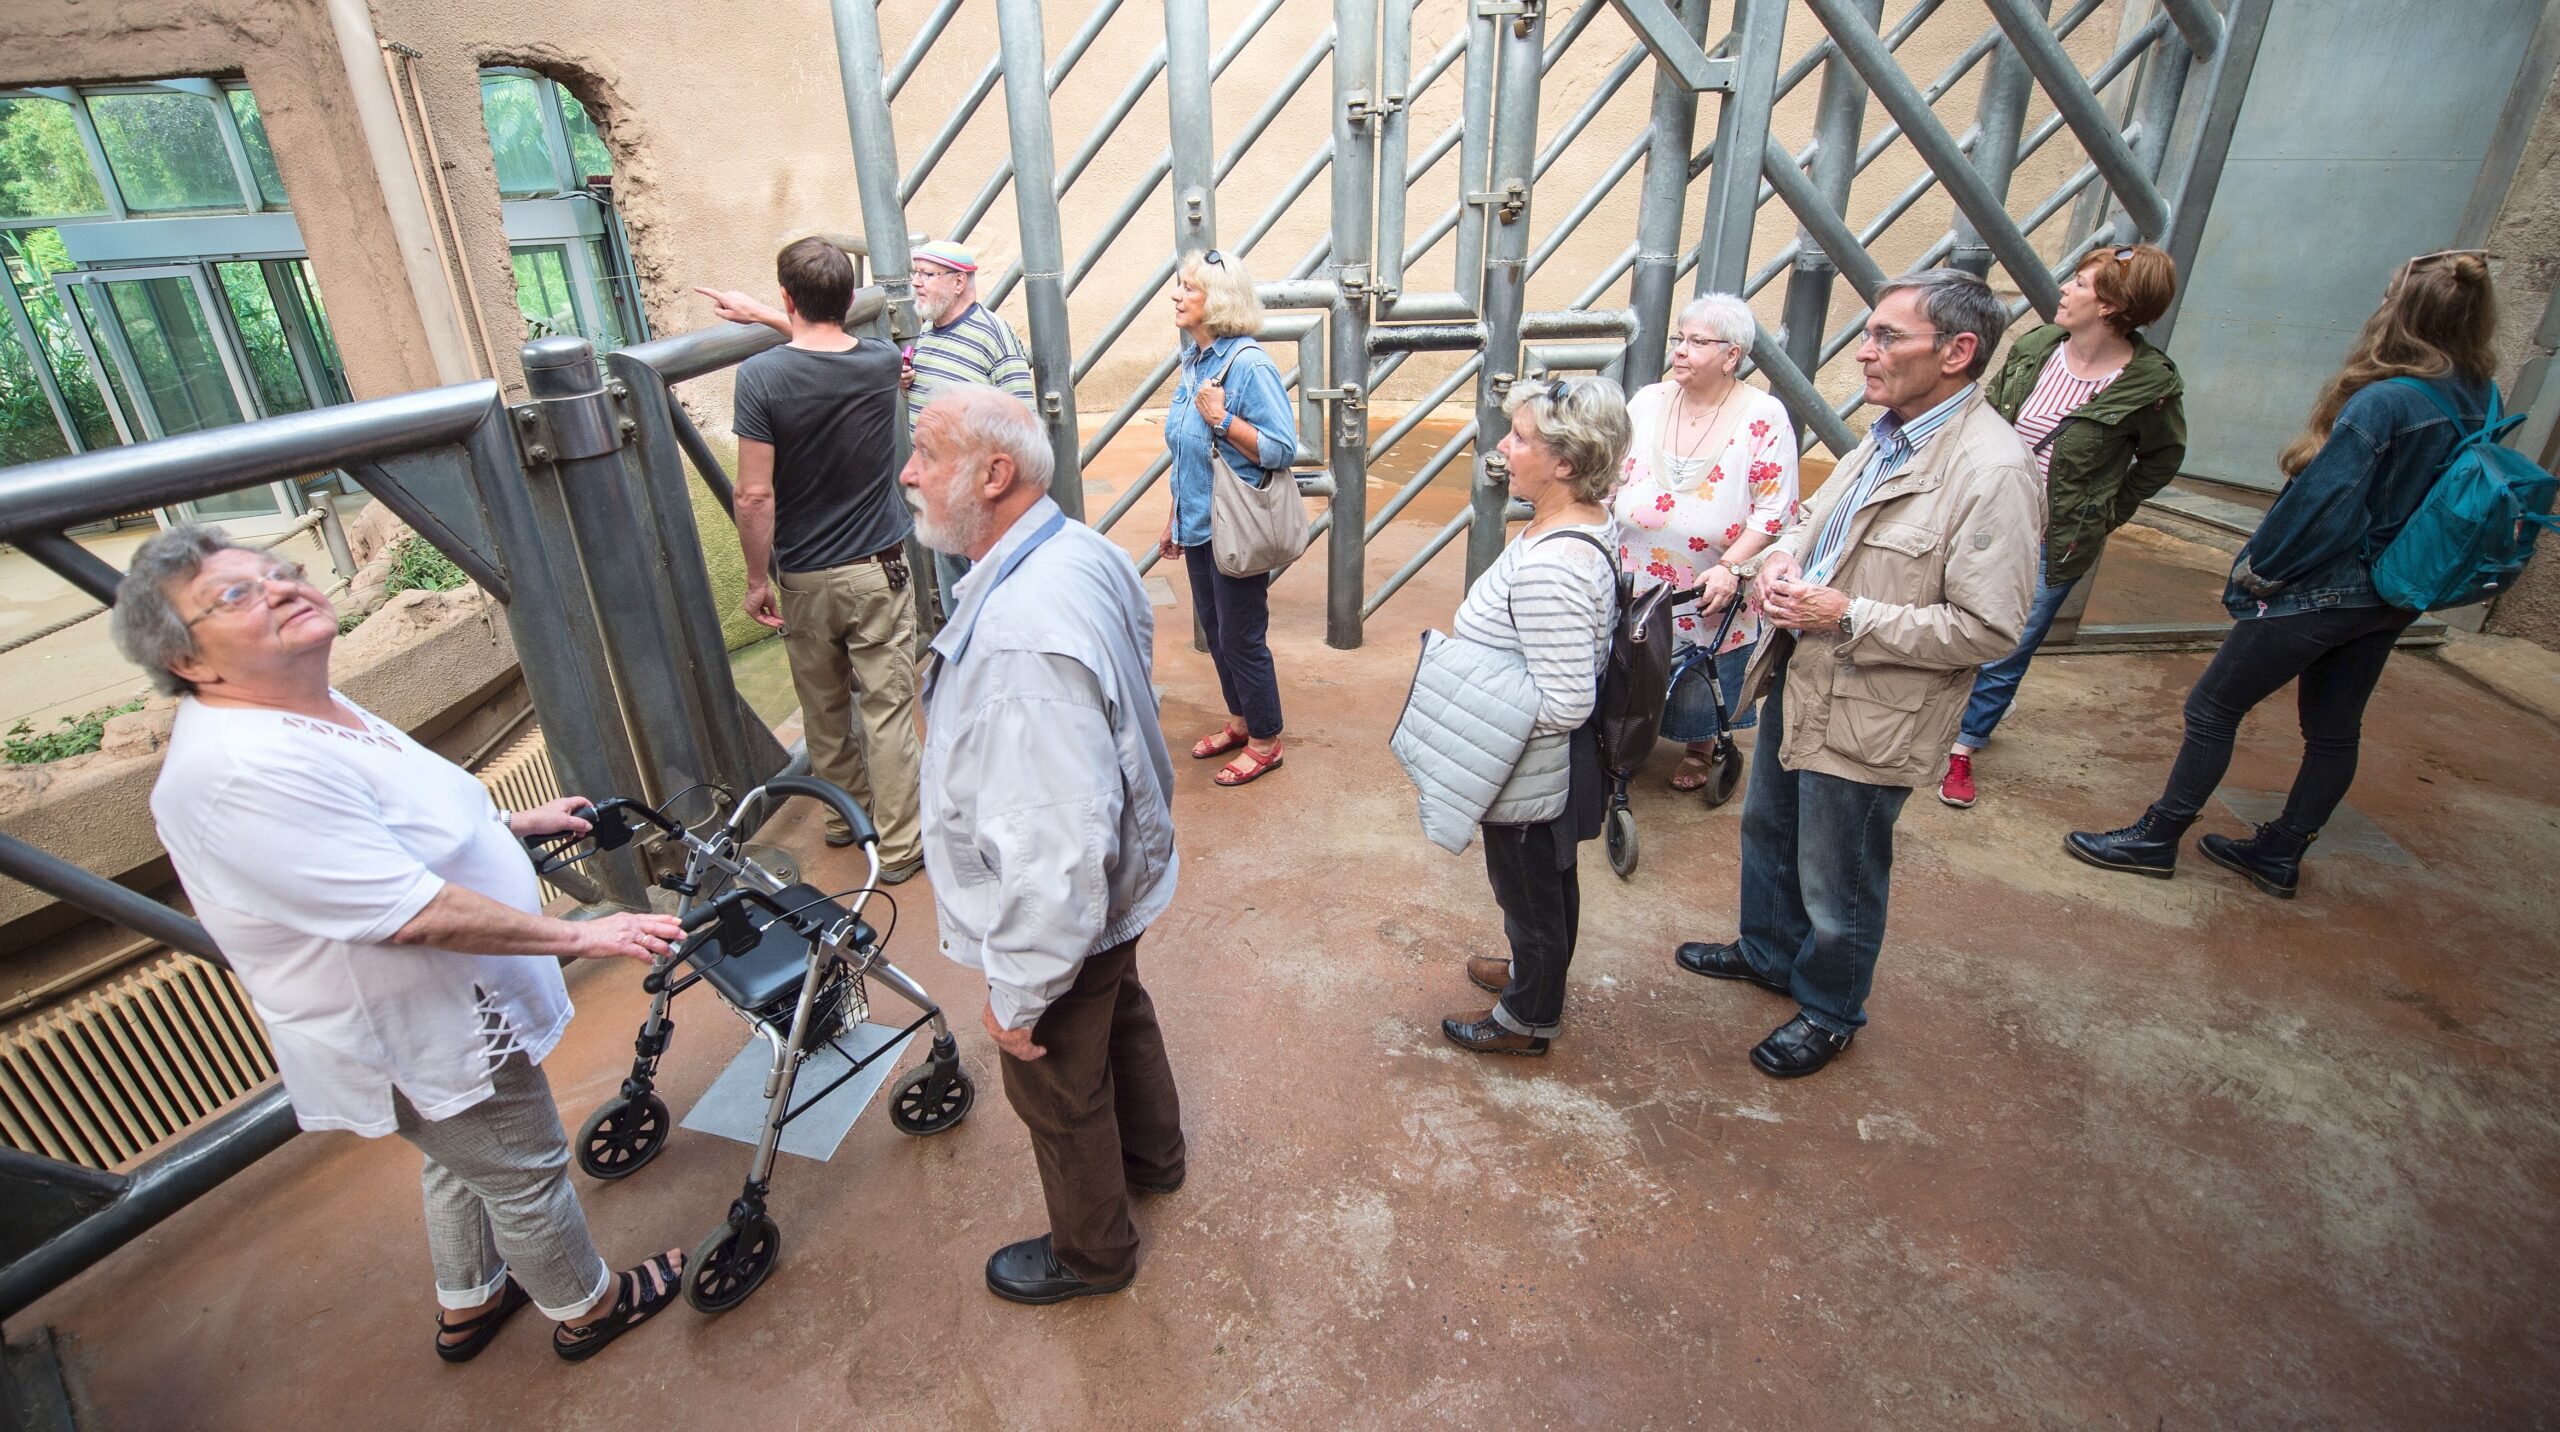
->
[[151, 693, 572, 1136]]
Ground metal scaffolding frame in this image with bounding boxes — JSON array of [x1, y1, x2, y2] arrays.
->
[[823, 0, 2267, 649]]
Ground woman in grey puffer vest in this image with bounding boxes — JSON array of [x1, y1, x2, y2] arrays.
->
[[1441, 376, 1631, 1057]]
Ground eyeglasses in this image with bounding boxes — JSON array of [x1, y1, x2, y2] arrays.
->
[[1201, 249, 1226, 267], [2106, 246, 2135, 263], [2390, 248, 2494, 292], [187, 561, 309, 626], [1860, 326, 1945, 349], [1672, 334, 1737, 350]]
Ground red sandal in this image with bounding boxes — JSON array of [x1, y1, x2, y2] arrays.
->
[[1214, 742, 1284, 787], [1191, 725, 1249, 761]]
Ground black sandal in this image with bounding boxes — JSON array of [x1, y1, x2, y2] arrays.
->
[[551, 1253, 682, 1363], [434, 1280, 530, 1364]]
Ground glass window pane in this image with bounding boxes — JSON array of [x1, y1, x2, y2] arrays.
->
[[512, 247, 576, 339], [0, 301, 76, 466], [1, 229, 118, 449], [216, 261, 309, 415], [85, 90, 247, 213], [224, 86, 289, 207], [0, 96, 110, 221], [278, 260, 350, 405], [581, 238, 630, 351], [480, 74, 559, 198], [68, 286, 140, 431], [102, 276, 246, 435], [559, 87, 611, 184]]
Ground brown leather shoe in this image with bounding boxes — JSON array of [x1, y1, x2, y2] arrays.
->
[[1441, 1011, 1549, 1056], [1465, 955, 1510, 994]]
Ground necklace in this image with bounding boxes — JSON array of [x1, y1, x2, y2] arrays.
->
[[1673, 379, 1737, 462]]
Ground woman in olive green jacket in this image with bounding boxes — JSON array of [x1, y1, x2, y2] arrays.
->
[[1940, 244, 2186, 808]]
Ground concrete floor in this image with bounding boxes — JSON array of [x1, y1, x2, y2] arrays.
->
[[19, 456, 2560, 1429]]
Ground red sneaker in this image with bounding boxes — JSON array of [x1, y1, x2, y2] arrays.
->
[[1939, 752, 1977, 808]]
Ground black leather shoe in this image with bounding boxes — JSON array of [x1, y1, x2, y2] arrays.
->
[[1674, 940, 1789, 996], [1129, 1169, 1185, 1196], [1465, 955, 1511, 994], [2199, 822, 2315, 899], [1440, 1011, 1549, 1056], [984, 1235, 1132, 1305], [1749, 1014, 1853, 1079], [2064, 806, 2193, 879]]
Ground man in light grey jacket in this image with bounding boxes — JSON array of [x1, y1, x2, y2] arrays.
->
[[903, 384, 1186, 1305]]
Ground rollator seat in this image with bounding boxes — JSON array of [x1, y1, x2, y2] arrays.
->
[[690, 884, 875, 1015]]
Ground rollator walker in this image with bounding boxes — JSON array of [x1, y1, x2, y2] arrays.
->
[[524, 775, 974, 1313]]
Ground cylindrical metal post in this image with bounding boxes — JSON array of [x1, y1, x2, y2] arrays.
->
[[0, 830, 226, 967], [1695, 0, 1789, 296], [1780, 0, 1879, 395], [520, 338, 712, 811], [1950, 0, 2046, 277], [1467, 2, 1544, 583], [1327, 0, 1378, 648], [1627, 0, 1710, 391], [830, 0, 919, 346], [1165, 0, 1219, 256], [995, 0, 1088, 517]]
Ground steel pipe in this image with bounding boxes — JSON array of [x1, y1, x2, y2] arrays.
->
[[885, 0, 969, 101], [1326, 0, 1378, 648], [995, 0, 1087, 517], [1364, 505, 1472, 620], [1780, 0, 1878, 401], [2155, 0, 2271, 340], [1366, 420, 1477, 540], [1693, 0, 1787, 295], [14, 530, 123, 605], [1627, 0, 1710, 389], [667, 401, 737, 519], [1983, 0, 2171, 237], [0, 382, 497, 543], [0, 831, 226, 967], [1468, 0, 1543, 582], [2156, 0, 2225, 58]]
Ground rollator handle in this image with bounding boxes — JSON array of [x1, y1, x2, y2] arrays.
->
[[761, 775, 878, 849]]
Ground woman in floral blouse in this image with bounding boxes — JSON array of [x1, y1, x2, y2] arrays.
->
[[1610, 293, 1800, 788]]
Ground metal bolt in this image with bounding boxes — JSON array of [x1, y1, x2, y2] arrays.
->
[[618, 417, 638, 436], [606, 381, 629, 399], [528, 444, 553, 463]]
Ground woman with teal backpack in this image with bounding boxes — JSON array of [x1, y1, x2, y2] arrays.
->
[[2068, 250, 2499, 898]]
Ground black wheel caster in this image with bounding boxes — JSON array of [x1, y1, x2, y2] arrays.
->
[[684, 1213, 781, 1313], [887, 1061, 975, 1135], [1605, 803, 1639, 879], [575, 1092, 670, 1180], [1704, 737, 1743, 807]]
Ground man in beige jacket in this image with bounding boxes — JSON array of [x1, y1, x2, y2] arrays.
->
[[1675, 269, 2042, 1079]]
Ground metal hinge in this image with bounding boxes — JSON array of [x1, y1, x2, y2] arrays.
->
[[1466, 179, 1529, 223], [1474, 0, 1541, 34], [1336, 264, 1372, 300]]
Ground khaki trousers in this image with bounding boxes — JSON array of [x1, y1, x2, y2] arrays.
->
[[998, 938, 1186, 1284], [775, 558, 923, 865]]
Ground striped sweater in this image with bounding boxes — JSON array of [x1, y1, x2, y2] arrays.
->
[[907, 303, 1036, 426], [1452, 521, 1618, 736]]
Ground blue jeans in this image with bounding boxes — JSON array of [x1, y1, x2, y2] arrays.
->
[[1181, 543, 1285, 738], [1734, 654, 1911, 1036], [1957, 557, 2078, 748]]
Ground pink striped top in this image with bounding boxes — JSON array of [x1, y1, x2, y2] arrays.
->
[[2012, 346, 2124, 482]]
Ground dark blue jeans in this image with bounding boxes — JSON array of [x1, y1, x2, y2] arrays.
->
[[1958, 552, 2077, 748], [1734, 654, 1911, 1036], [1181, 543, 1285, 739]]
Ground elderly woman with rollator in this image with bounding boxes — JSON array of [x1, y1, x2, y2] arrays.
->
[[116, 527, 688, 1364], [1159, 248, 1301, 788], [1430, 375, 1634, 1056], [1611, 292, 1801, 789]]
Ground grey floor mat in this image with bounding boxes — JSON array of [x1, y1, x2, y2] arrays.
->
[[677, 1021, 917, 1163]]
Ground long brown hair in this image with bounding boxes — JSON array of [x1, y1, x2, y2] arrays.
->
[[2279, 252, 2498, 476]]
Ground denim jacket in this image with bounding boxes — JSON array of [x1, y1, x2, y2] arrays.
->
[[2226, 374, 2492, 619], [1166, 334, 1299, 547]]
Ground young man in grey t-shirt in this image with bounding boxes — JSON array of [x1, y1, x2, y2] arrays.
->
[[727, 238, 923, 878]]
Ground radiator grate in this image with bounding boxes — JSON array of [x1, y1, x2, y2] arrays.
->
[[0, 729, 562, 1170]]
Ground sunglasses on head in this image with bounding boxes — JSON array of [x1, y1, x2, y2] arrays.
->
[[2391, 248, 2494, 290], [1201, 249, 1225, 267]]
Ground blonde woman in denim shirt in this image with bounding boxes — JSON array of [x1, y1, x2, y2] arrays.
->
[[1158, 249, 1302, 788], [2068, 252, 2498, 898]]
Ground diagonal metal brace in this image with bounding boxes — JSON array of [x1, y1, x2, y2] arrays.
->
[[1610, 0, 1737, 91]]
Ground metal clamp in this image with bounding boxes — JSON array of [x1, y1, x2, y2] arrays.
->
[[1306, 381, 1368, 446], [1475, 0, 1541, 34], [1466, 179, 1529, 223], [1344, 89, 1403, 126]]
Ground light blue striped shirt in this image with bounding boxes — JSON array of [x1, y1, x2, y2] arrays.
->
[[1803, 385, 1975, 586]]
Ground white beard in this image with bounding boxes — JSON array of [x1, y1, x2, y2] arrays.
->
[[915, 290, 954, 327], [908, 473, 993, 555]]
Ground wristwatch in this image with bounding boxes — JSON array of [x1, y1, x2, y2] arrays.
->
[[1836, 605, 1857, 640], [1216, 412, 1236, 438]]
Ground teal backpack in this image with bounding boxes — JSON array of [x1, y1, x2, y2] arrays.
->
[[2370, 378, 2560, 611]]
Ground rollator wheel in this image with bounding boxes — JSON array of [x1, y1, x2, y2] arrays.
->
[[887, 1061, 975, 1136], [684, 1214, 781, 1313], [1606, 805, 1639, 879], [1704, 738, 1744, 808], [575, 1093, 670, 1180]]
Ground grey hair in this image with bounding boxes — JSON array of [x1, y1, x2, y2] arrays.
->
[[1875, 267, 2006, 378], [932, 383, 1055, 494], [1676, 292, 1756, 352], [1504, 373, 1634, 504], [110, 525, 249, 697]]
